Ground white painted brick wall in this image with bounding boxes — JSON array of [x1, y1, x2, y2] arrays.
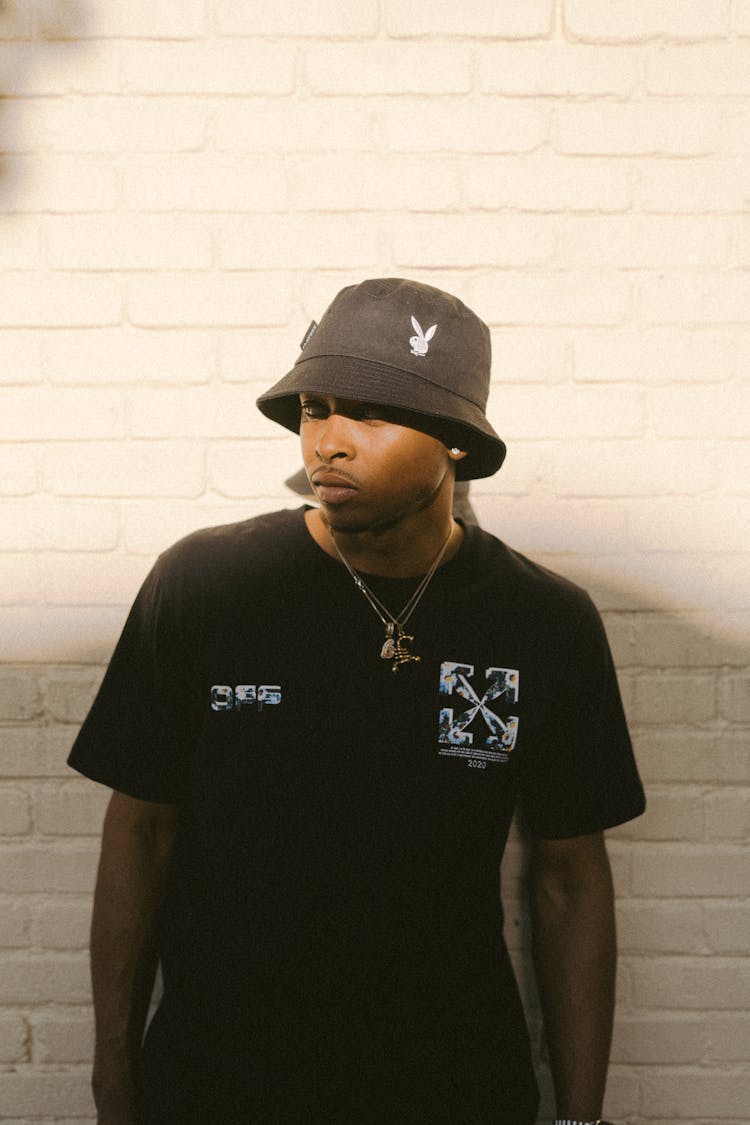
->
[[1, 2, 748, 1122]]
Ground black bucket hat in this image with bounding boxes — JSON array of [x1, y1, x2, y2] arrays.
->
[[256, 277, 506, 481]]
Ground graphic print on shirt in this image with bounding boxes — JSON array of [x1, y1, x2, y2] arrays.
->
[[210, 684, 282, 711], [438, 661, 519, 764]]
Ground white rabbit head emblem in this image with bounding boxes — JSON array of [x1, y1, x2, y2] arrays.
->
[[409, 316, 437, 357]]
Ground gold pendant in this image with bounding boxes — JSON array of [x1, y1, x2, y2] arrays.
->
[[380, 623, 396, 660], [390, 631, 420, 673]]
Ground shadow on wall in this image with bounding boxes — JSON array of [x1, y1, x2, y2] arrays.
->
[[0, 0, 91, 199]]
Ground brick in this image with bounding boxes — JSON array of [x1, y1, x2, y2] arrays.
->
[[0, 447, 37, 495], [614, 787, 705, 842], [46, 215, 212, 271], [32, 1013, 94, 1064], [70, 0, 205, 38], [611, 1014, 706, 1064], [649, 385, 750, 439], [0, 154, 118, 213], [556, 102, 720, 156], [42, 328, 216, 386], [124, 155, 287, 212], [641, 1069, 750, 1118], [386, 0, 552, 38], [305, 43, 472, 94], [0, 898, 30, 947], [218, 329, 292, 383], [631, 844, 750, 897], [0, 387, 124, 441], [0, 332, 42, 383], [489, 329, 568, 383], [550, 441, 717, 498], [216, 99, 376, 153], [495, 384, 642, 440], [34, 899, 91, 950], [393, 214, 555, 269], [0, 215, 41, 270], [471, 272, 631, 326], [718, 674, 750, 722], [0, 0, 32, 37], [573, 329, 748, 383], [631, 499, 750, 554], [616, 900, 704, 955], [23, 96, 207, 153], [0, 499, 119, 553], [705, 791, 750, 841], [41, 667, 105, 724], [217, 215, 378, 270], [2, 40, 119, 95], [0, 672, 40, 721], [0, 275, 121, 327], [721, 105, 750, 155], [635, 157, 750, 213], [737, 0, 750, 33], [565, 0, 729, 42], [641, 272, 750, 324], [0, 1072, 93, 1117], [704, 902, 750, 954], [466, 154, 631, 212], [0, 1014, 27, 1063], [623, 613, 730, 669], [715, 442, 750, 493], [385, 98, 548, 153], [473, 497, 630, 555], [287, 155, 460, 212], [0, 606, 127, 663], [130, 383, 286, 439], [43, 442, 205, 498], [622, 671, 716, 725], [219, 0, 378, 35], [35, 780, 109, 836], [648, 43, 750, 95], [708, 1014, 750, 1062], [128, 273, 291, 327], [479, 43, 637, 96], [634, 956, 750, 1010], [0, 845, 98, 894], [0, 727, 79, 780], [41, 552, 151, 607], [563, 215, 729, 269], [123, 42, 295, 95], [210, 440, 304, 498], [636, 730, 748, 785], [0, 955, 90, 1002], [0, 787, 31, 834]]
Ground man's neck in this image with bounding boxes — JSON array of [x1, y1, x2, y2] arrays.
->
[[304, 504, 463, 578]]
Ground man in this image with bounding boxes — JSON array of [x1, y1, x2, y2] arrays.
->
[[70, 278, 644, 1125]]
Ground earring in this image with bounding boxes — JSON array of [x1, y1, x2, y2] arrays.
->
[[450, 447, 463, 457]]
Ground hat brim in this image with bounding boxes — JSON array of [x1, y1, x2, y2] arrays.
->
[[256, 354, 506, 481]]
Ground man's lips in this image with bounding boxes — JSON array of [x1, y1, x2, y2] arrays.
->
[[310, 470, 359, 504]]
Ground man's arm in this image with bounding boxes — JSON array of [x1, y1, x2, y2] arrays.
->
[[529, 830, 617, 1122], [90, 791, 178, 1125]]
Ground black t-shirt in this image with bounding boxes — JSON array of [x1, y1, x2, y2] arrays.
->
[[69, 507, 645, 1124]]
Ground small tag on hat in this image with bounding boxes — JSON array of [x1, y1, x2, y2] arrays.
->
[[300, 320, 318, 350]]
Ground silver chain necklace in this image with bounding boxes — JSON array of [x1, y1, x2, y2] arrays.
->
[[329, 524, 454, 673]]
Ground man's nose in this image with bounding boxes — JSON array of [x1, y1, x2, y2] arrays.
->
[[315, 412, 356, 460]]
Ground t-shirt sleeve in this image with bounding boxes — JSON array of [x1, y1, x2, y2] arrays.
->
[[519, 594, 645, 839], [67, 551, 201, 803]]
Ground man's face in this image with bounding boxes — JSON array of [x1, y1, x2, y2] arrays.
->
[[299, 394, 454, 534]]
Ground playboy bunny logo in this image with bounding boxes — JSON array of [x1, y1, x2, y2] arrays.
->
[[409, 316, 437, 357]]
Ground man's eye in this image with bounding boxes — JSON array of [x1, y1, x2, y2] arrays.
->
[[301, 402, 327, 419]]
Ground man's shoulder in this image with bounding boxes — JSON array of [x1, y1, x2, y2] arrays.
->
[[468, 524, 596, 621], [148, 507, 306, 600]]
